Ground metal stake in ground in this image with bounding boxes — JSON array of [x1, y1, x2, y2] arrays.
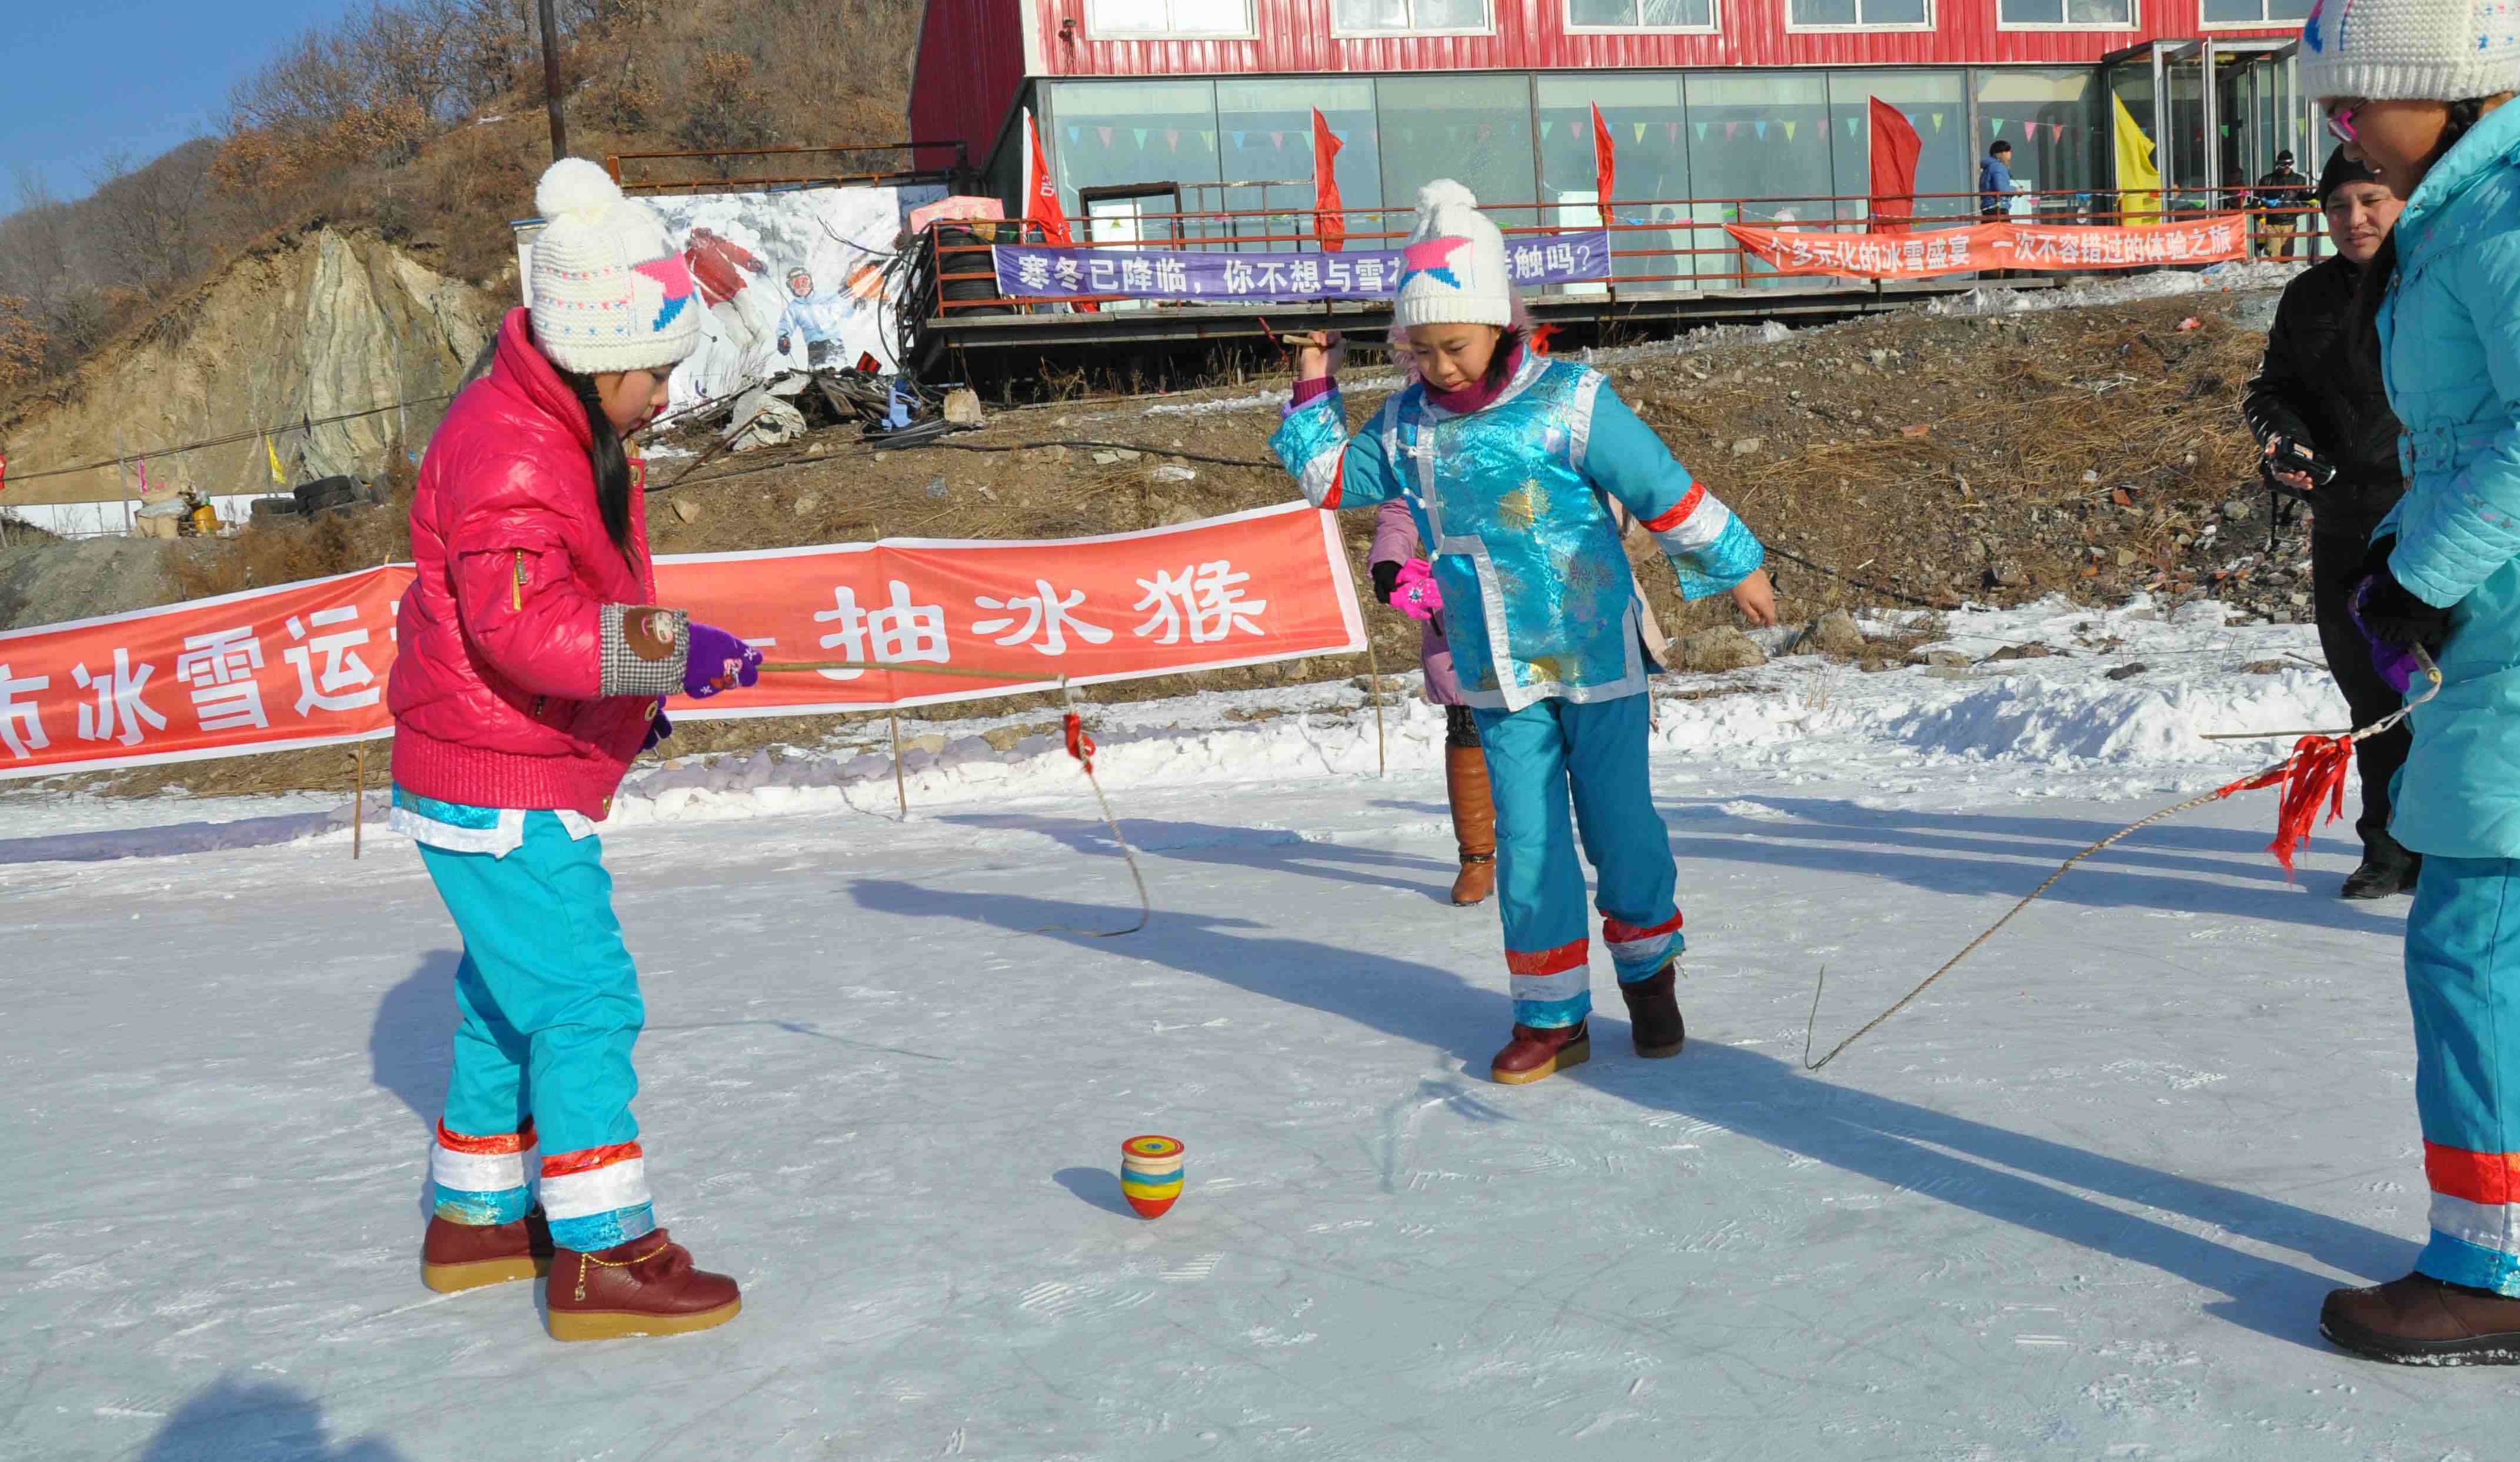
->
[[352, 743, 367, 860], [890, 711, 908, 819]]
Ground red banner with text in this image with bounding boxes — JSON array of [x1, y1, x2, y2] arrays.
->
[[0, 501, 1364, 780], [1725, 215, 2250, 280]]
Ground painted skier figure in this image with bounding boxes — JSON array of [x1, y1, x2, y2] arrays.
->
[[683, 225, 775, 354], [775, 266, 854, 368], [1274, 180, 1778, 1085]]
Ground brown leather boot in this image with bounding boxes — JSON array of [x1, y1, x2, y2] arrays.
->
[[2323, 1272, 2520, 1364], [1446, 743, 1497, 906], [1618, 963, 1686, 1058], [1490, 1022, 1589, 1085], [421, 1208, 554, 1294], [545, 1228, 742, 1342]]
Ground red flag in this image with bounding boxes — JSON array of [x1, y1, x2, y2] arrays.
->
[[1310, 108, 1346, 254], [1867, 97, 1922, 235], [1590, 103, 1617, 222], [1024, 109, 1072, 247]]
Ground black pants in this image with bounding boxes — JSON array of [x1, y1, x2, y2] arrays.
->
[[2311, 526, 2414, 853]]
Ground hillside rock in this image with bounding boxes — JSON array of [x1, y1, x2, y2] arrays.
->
[[0, 228, 499, 510]]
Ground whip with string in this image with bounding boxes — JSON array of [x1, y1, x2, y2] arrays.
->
[[1802, 646, 2443, 1073], [755, 659, 1150, 938]]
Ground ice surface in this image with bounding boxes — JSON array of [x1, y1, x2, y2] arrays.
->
[[5, 596, 2492, 1461]]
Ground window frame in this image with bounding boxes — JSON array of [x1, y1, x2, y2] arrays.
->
[[1782, 0, 1933, 32], [1330, 0, 1500, 40], [1995, 0, 2139, 32], [1561, 0, 1722, 36], [1084, 0, 1260, 41], [2196, 0, 2313, 29]]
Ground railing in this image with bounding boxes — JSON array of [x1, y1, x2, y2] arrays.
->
[[605, 142, 973, 195], [920, 185, 2330, 319]]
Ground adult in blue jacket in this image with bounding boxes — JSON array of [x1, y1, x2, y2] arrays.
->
[[2305, 0, 2520, 1365]]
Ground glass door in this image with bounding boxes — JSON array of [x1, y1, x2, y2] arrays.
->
[[2100, 43, 2168, 222]]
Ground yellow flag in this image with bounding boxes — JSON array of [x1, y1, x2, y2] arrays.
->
[[265, 436, 285, 486], [2113, 94, 2162, 225]]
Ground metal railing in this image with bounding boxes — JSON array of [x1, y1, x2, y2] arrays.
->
[[604, 141, 973, 196], [919, 185, 2331, 318]]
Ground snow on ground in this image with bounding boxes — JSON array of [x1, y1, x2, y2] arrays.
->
[[11, 596, 2509, 1461]]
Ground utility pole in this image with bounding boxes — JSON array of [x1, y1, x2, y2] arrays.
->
[[536, 0, 569, 162]]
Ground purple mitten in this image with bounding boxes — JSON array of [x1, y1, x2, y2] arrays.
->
[[2351, 576, 2421, 696], [643, 707, 673, 753], [683, 622, 763, 700], [1393, 559, 1443, 622]]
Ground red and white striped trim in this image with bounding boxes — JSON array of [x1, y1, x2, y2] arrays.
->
[[539, 1142, 651, 1221], [432, 1121, 535, 1193], [1642, 480, 1730, 556], [1506, 938, 1589, 978], [1603, 912, 1683, 964], [1297, 444, 1345, 510]]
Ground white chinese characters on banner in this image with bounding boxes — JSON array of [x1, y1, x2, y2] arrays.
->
[[71, 648, 167, 748], [0, 664, 49, 759], [1132, 561, 1270, 645], [814, 580, 951, 680], [283, 606, 382, 717], [175, 627, 269, 733], [972, 580, 1114, 657]]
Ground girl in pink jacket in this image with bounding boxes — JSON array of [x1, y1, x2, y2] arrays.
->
[[385, 160, 761, 1342]]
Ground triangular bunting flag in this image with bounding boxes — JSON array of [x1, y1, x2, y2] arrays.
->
[[1201, 131, 1216, 148], [1269, 131, 1285, 149], [1930, 112, 1944, 132], [1846, 117, 1860, 137], [1096, 126, 1113, 147], [1132, 128, 1148, 148], [1066, 125, 1082, 144], [1633, 121, 1649, 144], [1782, 121, 1795, 141], [2052, 122, 2067, 142], [1755, 120, 1767, 139], [1990, 119, 2005, 138], [1695, 122, 1709, 141], [1165, 128, 1180, 151], [1725, 122, 1738, 139], [1665, 122, 1681, 142], [1231, 130, 1248, 149], [1542, 120, 1554, 139]]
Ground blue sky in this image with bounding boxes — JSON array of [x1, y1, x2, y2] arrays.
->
[[4, 0, 365, 208]]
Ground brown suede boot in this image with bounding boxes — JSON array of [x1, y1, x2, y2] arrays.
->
[[1618, 963, 1686, 1058], [421, 1208, 554, 1294], [545, 1228, 742, 1342], [1445, 743, 1497, 906], [1490, 1021, 1590, 1085], [2322, 1272, 2520, 1364]]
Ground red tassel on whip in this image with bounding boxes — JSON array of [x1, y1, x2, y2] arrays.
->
[[2211, 732, 2356, 878], [1065, 712, 1096, 775]]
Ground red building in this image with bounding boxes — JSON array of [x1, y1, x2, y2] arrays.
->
[[913, 0, 2313, 275]]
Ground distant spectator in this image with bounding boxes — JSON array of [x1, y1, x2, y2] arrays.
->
[[2253, 150, 2315, 260], [1978, 140, 2017, 220]]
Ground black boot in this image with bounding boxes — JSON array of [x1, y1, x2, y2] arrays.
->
[[2342, 839, 2419, 901], [1617, 963, 1686, 1059]]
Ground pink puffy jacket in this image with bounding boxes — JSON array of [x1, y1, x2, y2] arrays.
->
[[387, 308, 662, 819]]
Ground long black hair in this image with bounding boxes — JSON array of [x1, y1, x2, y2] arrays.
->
[[553, 366, 638, 560], [2351, 98, 2496, 382]]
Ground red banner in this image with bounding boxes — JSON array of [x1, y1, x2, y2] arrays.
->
[[1726, 214, 2249, 280], [0, 501, 1364, 780]]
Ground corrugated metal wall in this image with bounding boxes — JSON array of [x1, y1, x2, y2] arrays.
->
[[909, 0, 1033, 155], [1026, 0, 2299, 75]]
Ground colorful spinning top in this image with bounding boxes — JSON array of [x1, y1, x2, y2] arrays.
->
[[1120, 1135, 1185, 1219]]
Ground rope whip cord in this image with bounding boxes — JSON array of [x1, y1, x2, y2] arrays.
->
[[757, 659, 1150, 938], [1801, 646, 2444, 1073]]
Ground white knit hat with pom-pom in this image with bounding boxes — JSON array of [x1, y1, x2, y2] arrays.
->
[[526, 157, 701, 376], [2298, 0, 2520, 102], [1393, 180, 1514, 331]]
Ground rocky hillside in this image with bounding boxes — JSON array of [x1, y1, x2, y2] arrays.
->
[[0, 228, 500, 506]]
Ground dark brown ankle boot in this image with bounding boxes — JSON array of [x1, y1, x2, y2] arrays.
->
[[1445, 744, 1497, 906], [1618, 962, 1686, 1058], [545, 1228, 741, 1342], [421, 1208, 554, 1294], [2323, 1272, 2520, 1364], [1490, 1021, 1589, 1084]]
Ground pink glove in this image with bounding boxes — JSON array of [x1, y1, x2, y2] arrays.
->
[[1393, 559, 1443, 622]]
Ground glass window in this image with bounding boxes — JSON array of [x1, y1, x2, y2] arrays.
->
[[1684, 72, 1832, 285], [1536, 75, 1687, 289], [1374, 75, 1540, 234], [2203, 0, 2314, 21], [1999, 0, 2134, 23], [1567, 0, 1716, 26], [1789, 0, 1925, 24], [1978, 68, 2108, 218], [1213, 78, 1384, 253], [1825, 72, 1969, 225], [1043, 81, 1223, 211], [1087, 0, 1254, 32], [1334, 0, 1493, 32]]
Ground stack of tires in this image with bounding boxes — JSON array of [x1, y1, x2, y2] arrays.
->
[[247, 476, 380, 523]]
